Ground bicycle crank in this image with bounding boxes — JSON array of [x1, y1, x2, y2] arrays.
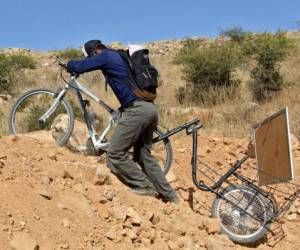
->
[[86, 138, 107, 156]]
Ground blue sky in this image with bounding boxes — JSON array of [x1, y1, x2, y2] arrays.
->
[[0, 0, 299, 51]]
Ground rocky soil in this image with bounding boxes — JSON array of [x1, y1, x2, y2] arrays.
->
[[0, 132, 299, 250]]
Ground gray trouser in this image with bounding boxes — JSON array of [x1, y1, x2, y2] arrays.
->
[[107, 100, 175, 198]]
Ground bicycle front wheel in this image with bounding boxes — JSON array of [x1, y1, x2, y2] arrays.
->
[[8, 88, 74, 146], [212, 185, 272, 244]]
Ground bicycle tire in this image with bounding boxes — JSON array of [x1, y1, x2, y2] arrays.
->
[[153, 128, 173, 175], [211, 185, 273, 244], [105, 128, 173, 175], [8, 88, 74, 146]]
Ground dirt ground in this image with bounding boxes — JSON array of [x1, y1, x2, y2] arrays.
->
[[0, 134, 299, 250]]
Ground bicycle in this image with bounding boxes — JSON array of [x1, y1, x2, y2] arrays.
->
[[8, 58, 173, 174], [8, 58, 300, 244]]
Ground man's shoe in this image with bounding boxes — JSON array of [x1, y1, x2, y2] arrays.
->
[[161, 194, 180, 204], [131, 187, 157, 197]]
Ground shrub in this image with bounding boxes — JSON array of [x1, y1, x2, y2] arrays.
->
[[0, 53, 36, 94], [174, 42, 245, 105], [57, 48, 83, 60], [220, 26, 250, 43], [244, 32, 295, 101]]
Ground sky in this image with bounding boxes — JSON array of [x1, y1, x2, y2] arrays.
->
[[0, 0, 299, 51]]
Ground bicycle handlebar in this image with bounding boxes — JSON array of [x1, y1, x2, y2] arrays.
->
[[56, 57, 67, 68], [56, 57, 79, 78]]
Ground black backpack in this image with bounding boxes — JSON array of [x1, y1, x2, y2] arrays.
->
[[117, 49, 159, 101]]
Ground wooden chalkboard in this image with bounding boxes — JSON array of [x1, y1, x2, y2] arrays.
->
[[254, 107, 294, 186]]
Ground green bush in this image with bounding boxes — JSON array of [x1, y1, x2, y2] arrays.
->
[[244, 32, 295, 101], [57, 48, 83, 60], [174, 41, 245, 105], [220, 26, 250, 43], [0, 53, 36, 94]]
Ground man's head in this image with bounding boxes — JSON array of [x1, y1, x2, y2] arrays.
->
[[82, 40, 107, 58]]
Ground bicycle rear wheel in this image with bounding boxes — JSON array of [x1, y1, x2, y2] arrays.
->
[[8, 88, 74, 146], [106, 128, 173, 176], [212, 185, 273, 244], [152, 128, 173, 175]]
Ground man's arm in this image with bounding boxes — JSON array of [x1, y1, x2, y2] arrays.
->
[[67, 51, 108, 74]]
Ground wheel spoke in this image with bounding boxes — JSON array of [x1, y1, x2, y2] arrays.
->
[[10, 89, 73, 146], [213, 186, 274, 243]]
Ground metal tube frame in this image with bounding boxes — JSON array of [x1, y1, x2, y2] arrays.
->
[[154, 118, 296, 226], [39, 76, 118, 150]]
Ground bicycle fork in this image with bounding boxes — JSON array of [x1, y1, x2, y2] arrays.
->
[[38, 88, 68, 124]]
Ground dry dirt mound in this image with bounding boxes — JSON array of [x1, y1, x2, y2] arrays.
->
[[0, 134, 299, 250]]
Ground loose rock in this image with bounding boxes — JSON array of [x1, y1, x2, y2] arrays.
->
[[126, 207, 142, 226], [38, 188, 52, 200], [166, 169, 177, 183], [149, 213, 160, 225], [9, 232, 39, 250], [105, 229, 117, 240], [204, 217, 220, 234]]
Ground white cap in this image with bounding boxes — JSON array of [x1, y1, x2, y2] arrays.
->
[[82, 46, 88, 58], [128, 44, 144, 56]]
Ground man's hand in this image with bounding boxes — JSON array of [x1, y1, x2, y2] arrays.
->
[[246, 141, 256, 158]]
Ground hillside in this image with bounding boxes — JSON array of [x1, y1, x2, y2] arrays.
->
[[0, 134, 299, 250], [0, 32, 300, 138], [0, 32, 300, 250]]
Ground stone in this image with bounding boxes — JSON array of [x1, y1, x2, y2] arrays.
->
[[93, 167, 112, 185], [177, 148, 186, 153], [105, 229, 117, 240], [126, 207, 142, 226], [166, 169, 177, 183], [206, 236, 223, 250], [51, 115, 88, 151], [286, 213, 297, 221], [63, 170, 73, 179], [9, 232, 39, 250], [97, 204, 112, 220], [0, 160, 5, 168], [0, 154, 7, 160], [57, 203, 68, 210], [9, 136, 19, 142], [112, 205, 127, 222], [45, 167, 66, 180], [61, 218, 71, 228], [19, 221, 26, 226], [178, 190, 189, 201], [58, 193, 94, 217], [149, 213, 160, 225], [204, 218, 220, 234], [40, 175, 51, 184], [47, 151, 58, 161], [291, 133, 300, 150], [105, 191, 116, 201], [167, 240, 177, 250], [38, 188, 52, 200], [0, 94, 12, 101], [60, 243, 69, 249], [206, 234, 233, 250], [126, 229, 138, 241]]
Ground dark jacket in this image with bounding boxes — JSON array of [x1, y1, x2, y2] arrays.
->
[[67, 49, 138, 109]]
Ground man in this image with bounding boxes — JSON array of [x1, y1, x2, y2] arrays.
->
[[67, 40, 179, 204]]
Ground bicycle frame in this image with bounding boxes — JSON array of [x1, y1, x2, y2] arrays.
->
[[39, 76, 119, 150]]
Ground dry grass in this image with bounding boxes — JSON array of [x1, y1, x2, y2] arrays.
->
[[1, 32, 300, 140]]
